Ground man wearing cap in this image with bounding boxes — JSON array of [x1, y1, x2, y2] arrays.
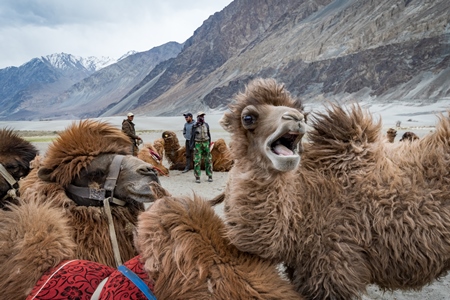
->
[[182, 113, 196, 173], [122, 112, 142, 156], [189, 111, 213, 183]]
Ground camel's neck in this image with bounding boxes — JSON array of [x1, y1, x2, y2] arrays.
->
[[224, 165, 301, 262]]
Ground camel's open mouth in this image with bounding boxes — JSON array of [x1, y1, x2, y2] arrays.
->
[[270, 132, 301, 156], [150, 149, 161, 162]]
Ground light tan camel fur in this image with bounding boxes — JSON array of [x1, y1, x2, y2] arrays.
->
[[138, 142, 169, 176]]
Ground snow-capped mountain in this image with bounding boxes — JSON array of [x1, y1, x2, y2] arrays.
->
[[41, 53, 116, 72], [0, 43, 182, 120], [118, 50, 138, 62]]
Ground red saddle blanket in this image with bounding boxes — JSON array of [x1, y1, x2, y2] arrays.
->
[[27, 256, 154, 300]]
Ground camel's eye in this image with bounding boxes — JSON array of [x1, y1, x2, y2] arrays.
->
[[241, 105, 259, 131], [243, 115, 255, 126]]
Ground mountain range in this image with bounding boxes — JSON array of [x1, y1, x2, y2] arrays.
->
[[1, 0, 449, 121]]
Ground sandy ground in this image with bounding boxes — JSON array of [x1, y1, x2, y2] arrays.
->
[[9, 105, 450, 299]]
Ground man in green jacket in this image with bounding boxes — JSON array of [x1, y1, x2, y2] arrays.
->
[[122, 112, 141, 156], [189, 111, 213, 183]]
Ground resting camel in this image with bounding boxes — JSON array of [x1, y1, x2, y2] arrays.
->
[[0, 128, 38, 208], [400, 131, 420, 142], [210, 138, 234, 171], [216, 78, 450, 299], [18, 120, 161, 268], [153, 137, 165, 159], [162, 131, 233, 172], [386, 128, 397, 142], [0, 193, 303, 299], [138, 142, 169, 176], [162, 130, 187, 170]]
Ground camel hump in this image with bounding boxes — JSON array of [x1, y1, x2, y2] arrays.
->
[[308, 103, 381, 146]]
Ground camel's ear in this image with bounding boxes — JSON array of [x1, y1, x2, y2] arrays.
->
[[37, 167, 54, 182], [219, 113, 233, 132]]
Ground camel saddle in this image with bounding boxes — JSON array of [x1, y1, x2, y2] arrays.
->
[[27, 256, 155, 300]]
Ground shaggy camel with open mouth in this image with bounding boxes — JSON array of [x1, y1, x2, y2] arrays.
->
[[215, 78, 450, 300]]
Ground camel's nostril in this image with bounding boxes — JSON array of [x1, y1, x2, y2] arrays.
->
[[138, 165, 156, 175]]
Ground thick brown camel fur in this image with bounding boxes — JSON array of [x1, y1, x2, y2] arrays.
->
[[162, 130, 233, 172], [386, 127, 397, 142], [153, 137, 165, 159], [400, 131, 420, 142], [162, 130, 187, 170], [0, 128, 38, 207], [0, 192, 302, 299], [136, 195, 304, 299], [138, 142, 169, 176], [19, 120, 160, 268], [210, 138, 234, 171], [218, 78, 450, 299], [0, 198, 76, 299]]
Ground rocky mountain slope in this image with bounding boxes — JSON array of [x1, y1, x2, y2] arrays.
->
[[114, 0, 449, 116], [0, 43, 182, 120], [0, 53, 100, 120], [38, 42, 182, 119], [2, 0, 449, 120]]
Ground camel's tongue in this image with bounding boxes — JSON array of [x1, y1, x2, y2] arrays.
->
[[150, 150, 161, 161], [274, 144, 294, 156]]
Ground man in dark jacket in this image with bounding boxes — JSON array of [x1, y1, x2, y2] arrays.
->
[[122, 112, 141, 156], [182, 112, 196, 173], [190, 111, 213, 183]]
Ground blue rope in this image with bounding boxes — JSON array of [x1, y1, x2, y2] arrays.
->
[[118, 265, 157, 300]]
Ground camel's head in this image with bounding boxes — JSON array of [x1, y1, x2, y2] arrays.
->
[[0, 128, 38, 203], [153, 138, 165, 157], [162, 131, 180, 148], [386, 128, 397, 143], [37, 120, 162, 205], [162, 131, 176, 142], [400, 131, 419, 142], [138, 143, 169, 176], [220, 78, 306, 172], [142, 143, 162, 162]]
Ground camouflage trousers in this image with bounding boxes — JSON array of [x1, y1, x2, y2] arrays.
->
[[193, 141, 212, 178]]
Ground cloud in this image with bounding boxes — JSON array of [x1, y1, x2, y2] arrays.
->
[[0, 0, 232, 68]]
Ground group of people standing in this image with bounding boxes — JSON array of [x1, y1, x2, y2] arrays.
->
[[183, 111, 213, 183], [121, 111, 213, 183]]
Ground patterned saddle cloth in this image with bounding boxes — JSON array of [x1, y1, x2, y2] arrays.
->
[[27, 256, 154, 300]]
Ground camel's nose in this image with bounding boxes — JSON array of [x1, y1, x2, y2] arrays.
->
[[297, 116, 306, 134], [283, 112, 306, 133], [282, 112, 304, 122], [138, 165, 159, 181]]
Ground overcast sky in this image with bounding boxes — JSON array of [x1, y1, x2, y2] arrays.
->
[[0, 0, 233, 69]]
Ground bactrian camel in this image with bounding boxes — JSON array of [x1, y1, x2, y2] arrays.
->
[[216, 78, 450, 299]]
